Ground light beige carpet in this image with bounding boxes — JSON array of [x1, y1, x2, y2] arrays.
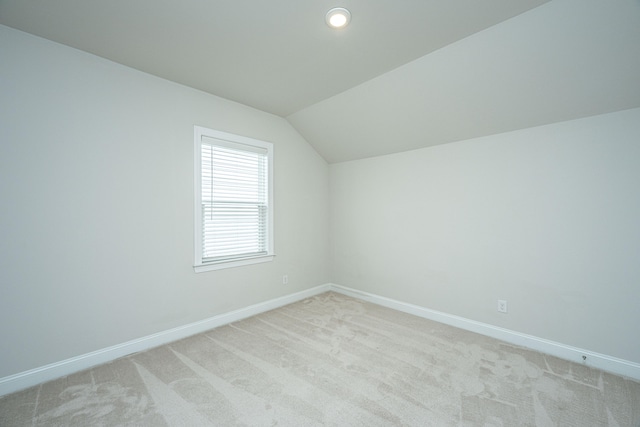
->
[[1, 292, 639, 426]]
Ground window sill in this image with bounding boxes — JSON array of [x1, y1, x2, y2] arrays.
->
[[194, 254, 274, 273]]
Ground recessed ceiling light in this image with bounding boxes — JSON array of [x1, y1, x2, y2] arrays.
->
[[326, 7, 351, 29]]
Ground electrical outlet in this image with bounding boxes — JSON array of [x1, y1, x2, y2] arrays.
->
[[498, 300, 508, 313], [282, 274, 289, 285]]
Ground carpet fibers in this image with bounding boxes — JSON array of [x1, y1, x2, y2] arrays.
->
[[1, 292, 639, 426]]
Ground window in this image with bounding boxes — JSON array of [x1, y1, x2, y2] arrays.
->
[[194, 126, 274, 272]]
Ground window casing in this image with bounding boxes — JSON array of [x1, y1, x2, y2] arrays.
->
[[194, 126, 274, 272]]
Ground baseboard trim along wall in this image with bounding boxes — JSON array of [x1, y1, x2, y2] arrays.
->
[[2, 282, 639, 397], [329, 283, 640, 382], [0, 284, 332, 397]]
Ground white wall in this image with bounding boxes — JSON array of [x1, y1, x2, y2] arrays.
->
[[2, 17, 639, 385], [0, 25, 329, 378], [330, 108, 640, 364]]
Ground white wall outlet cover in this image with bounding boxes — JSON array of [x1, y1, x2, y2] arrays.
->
[[498, 300, 508, 313]]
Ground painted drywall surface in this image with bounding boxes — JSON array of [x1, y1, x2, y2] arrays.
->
[[0, 25, 329, 378], [330, 108, 640, 364], [289, 0, 640, 163]]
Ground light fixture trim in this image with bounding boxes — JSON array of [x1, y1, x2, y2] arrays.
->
[[326, 7, 351, 29]]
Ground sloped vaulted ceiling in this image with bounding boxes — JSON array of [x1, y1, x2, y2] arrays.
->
[[287, 0, 640, 162], [1, 0, 639, 163]]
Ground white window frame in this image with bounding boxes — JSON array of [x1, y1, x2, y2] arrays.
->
[[194, 126, 274, 272]]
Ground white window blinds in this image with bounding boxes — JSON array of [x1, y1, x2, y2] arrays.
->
[[194, 127, 273, 272]]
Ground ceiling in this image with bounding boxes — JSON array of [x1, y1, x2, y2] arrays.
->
[[2, 0, 640, 163]]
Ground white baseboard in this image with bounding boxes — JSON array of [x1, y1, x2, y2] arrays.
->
[[2, 282, 638, 397], [0, 284, 331, 397], [329, 283, 640, 382]]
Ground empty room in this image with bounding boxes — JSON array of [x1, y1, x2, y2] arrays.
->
[[1, 0, 640, 425]]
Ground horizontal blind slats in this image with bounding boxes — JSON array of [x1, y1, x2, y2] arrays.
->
[[201, 141, 269, 262]]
